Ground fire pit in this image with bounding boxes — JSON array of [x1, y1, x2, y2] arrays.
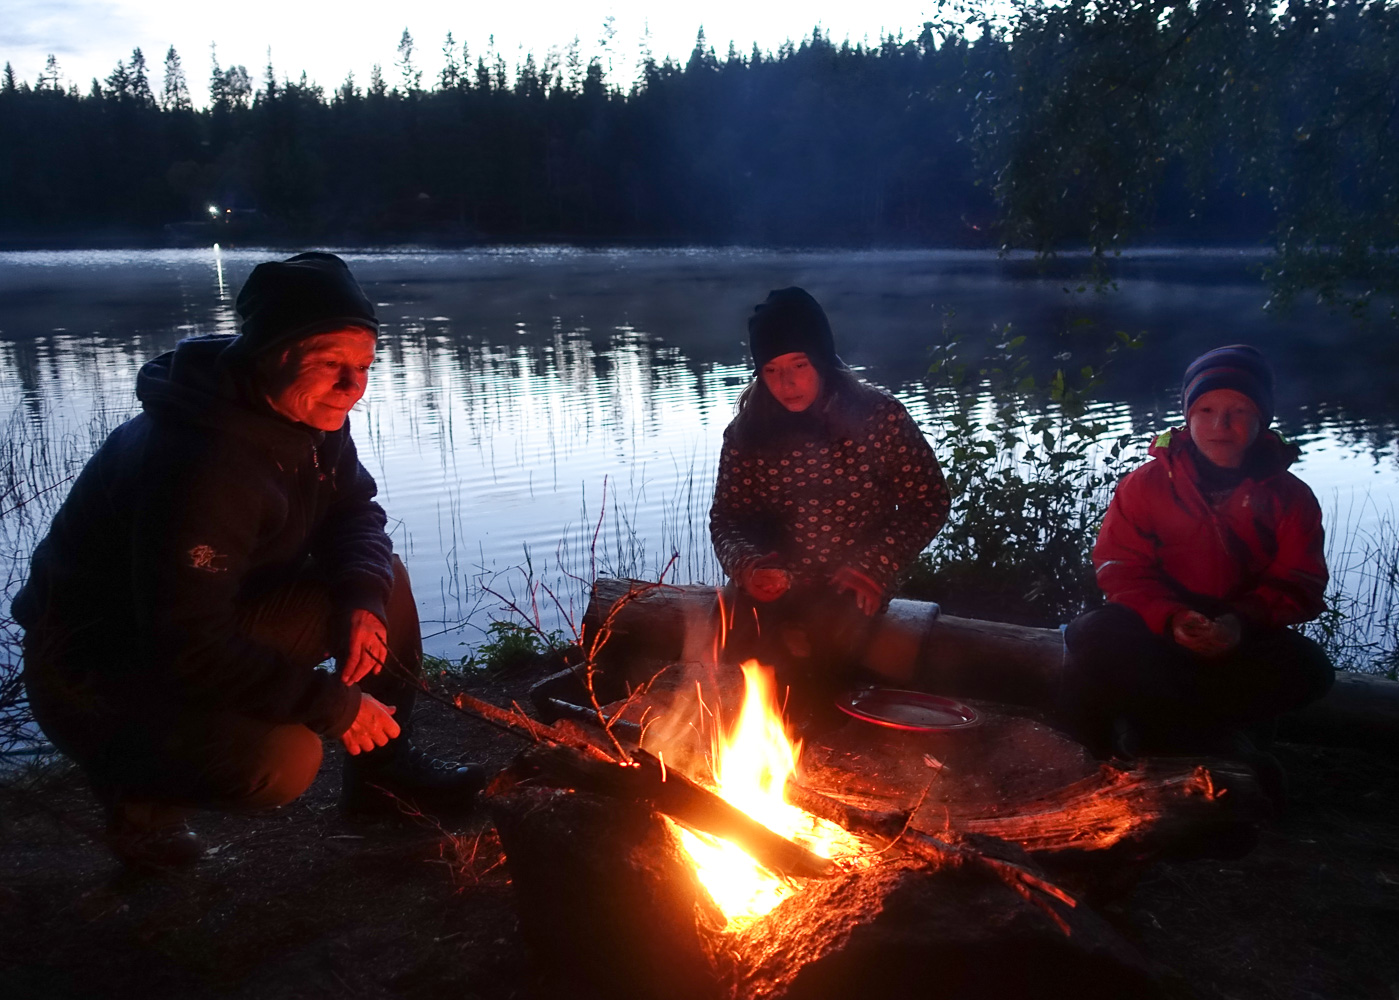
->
[[475, 651, 1265, 1000]]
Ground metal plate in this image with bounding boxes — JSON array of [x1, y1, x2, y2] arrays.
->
[[835, 688, 980, 732]]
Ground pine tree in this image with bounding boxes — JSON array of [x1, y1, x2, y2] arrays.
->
[[396, 29, 422, 93], [516, 51, 540, 98], [2, 62, 15, 93], [105, 58, 130, 99], [368, 63, 387, 98], [162, 46, 191, 110], [541, 47, 561, 93], [128, 48, 154, 106], [38, 54, 61, 91], [565, 37, 583, 92], [209, 43, 228, 110], [261, 48, 277, 101], [597, 14, 617, 84], [337, 71, 359, 103], [688, 28, 717, 74], [226, 65, 252, 109], [439, 32, 460, 90]]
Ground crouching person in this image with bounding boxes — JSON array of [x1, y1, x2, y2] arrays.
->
[[15, 252, 487, 870], [1062, 345, 1334, 794]]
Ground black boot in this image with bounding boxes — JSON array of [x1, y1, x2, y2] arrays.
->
[[341, 740, 490, 818], [1222, 729, 1288, 813], [104, 797, 203, 871]]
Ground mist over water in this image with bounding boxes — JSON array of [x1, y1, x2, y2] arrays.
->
[[1, 247, 1395, 658]]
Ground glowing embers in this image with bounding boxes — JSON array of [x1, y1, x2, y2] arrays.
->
[[668, 660, 872, 930]]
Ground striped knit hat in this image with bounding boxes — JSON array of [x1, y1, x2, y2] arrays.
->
[[1182, 344, 1274, 427]]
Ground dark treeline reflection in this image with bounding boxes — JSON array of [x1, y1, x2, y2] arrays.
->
[[2, 3, 1394, 256]]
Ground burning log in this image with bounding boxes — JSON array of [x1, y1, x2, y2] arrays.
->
[[448, 686, 833, 880], [583, 578, 1399, 753], [521, 742, 834, 880]]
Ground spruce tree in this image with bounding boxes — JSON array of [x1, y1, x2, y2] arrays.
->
[[396, 29, 421, 93], [439, 32, 460, 90], [162, 46, 191, 111], [209, 43, 229, 111], [128, 48, 154, 106]]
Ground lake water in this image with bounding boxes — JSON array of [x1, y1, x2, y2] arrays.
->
[[1, 247, 1395, 663]]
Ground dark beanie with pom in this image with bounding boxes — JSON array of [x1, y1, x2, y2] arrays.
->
[[227, 252, 378, 363], [1182, 344, 1275, 427], [748, 287, 842, 374]]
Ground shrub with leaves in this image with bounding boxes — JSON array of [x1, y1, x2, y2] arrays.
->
[[426, 620, 568, 679], [902, 321, 1144, 625]]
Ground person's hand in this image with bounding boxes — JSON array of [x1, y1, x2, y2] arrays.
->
[[744, 566, 791, 602], [338, 608, 388, 685], [340, 692, 400, 755], [1171, 610, 1242, 657], [831, 565, 883, 616]]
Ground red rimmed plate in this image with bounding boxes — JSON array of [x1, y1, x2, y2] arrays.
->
[[835, 688, 980, 732]]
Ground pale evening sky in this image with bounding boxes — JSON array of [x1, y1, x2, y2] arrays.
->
[[0, 1, 945, 106]]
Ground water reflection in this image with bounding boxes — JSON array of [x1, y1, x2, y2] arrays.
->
[[1, 248, 1395, 656]]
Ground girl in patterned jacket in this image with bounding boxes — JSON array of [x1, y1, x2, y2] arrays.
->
[[709, 287, 950, 726]]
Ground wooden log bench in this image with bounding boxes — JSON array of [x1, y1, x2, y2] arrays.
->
[[580, 578, 1399, 753]]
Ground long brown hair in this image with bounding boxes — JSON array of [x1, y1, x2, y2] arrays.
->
[[727, 366, 888, 451]]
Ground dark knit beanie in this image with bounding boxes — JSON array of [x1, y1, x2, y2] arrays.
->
[[748, 287, 841, 373], [1182, 344, 1274, 427], [227, 252, 378, 362]]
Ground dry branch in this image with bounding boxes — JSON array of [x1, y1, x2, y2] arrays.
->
[[451, 690, 616, 763], [785, 780, 1077, 934], [951, 759, 1266, 858]]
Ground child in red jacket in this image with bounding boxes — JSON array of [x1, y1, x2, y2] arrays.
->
[[1063, 345, 1333, 769]]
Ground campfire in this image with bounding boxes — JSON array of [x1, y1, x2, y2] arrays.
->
[[664, 661, 872, 929], [463, 582, 1275, 999]]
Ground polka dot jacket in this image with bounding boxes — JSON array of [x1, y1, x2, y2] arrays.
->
[[710, 390, 950, 596]]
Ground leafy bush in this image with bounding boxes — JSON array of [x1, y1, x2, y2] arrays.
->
[[425, 620, 567, 679], [901, 321, 1144, 625]]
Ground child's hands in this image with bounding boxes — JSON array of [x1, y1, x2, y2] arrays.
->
[[1171, 610, 1242, 657], [831, 566, 883, 616], [743, 566, 791, 602]]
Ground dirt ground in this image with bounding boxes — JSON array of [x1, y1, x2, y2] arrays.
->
[[1, 663, 1396, 1000]]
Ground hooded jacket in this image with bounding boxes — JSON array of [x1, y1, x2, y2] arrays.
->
[[1092, 426, 1328, 635], [14, 335, 393, 736]]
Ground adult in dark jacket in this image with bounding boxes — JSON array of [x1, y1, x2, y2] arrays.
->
[[1063, 345, 1333, 774], [709, 287, 951, 724], [16, 252, 484, 868]]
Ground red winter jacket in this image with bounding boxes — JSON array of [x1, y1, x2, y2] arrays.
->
[[1092, 427, 1328, 635]]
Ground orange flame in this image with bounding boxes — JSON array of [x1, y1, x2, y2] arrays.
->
[[670, 660, 870, 930]]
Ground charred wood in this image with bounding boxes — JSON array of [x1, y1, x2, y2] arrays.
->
[[489, 786, 730, 1000]]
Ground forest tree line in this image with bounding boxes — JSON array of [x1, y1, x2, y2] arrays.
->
[[0, 1, 1396, 305]]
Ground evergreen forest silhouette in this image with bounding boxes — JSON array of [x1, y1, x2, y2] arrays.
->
[[1, 0, 1396, 308]]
